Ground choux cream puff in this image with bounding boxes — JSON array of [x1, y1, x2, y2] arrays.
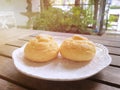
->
[[60, 35, 96, 61], [24, 34, 59, 62]]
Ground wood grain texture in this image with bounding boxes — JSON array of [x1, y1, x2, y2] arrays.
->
[[6, 40, 27, 47], [0, 29, 120, 90], [30, 30, 120, 42], [0, 45, 18, 57], [91, 66, 120, 85], [90, 39, 120, 48], [110, 55, 120, 66], [1, 40, 120, 67], [108, 47, 120, 55], [19, 36, 33, 41], [85, 34, 120, 42], [0, 78, 27, 90], [4, 39, 120, 67], [0, 56, 119, 90], [0, 29, 38, 45], [20, 35, 120, 48]]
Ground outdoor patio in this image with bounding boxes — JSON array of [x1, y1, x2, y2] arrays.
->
[[0, 28, 120, 46], [0, 0, 120, 90], [1, 0, 120, 35]]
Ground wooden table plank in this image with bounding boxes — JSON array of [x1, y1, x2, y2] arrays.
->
[[85, 34, 120, 42], [0, 78, 27, 90], [19, 36, 33, 41], [0, 29, 38, 45], [3, 38, 120, 67], [20, 35, 120, 48], [0, 45, 18, 58], [19, 36, 120, 55], [6, 40, 27, 47], [0, 30, 120, 90], [31, 30, 120, 42], [0, 56, 119, 90], [91, 66, 120, 85], [108, 47, 120, 55], [90, 39, 120, 48], [110, 55, 120, 66], [1, 40, 120, 67], [0, 47, 119, 84]]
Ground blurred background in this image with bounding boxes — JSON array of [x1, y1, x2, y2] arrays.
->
[[0, 0, 120, 35]]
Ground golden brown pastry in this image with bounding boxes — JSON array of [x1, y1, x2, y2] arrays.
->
[[24, 34, 59, 62], [60, 35, 96, 61]]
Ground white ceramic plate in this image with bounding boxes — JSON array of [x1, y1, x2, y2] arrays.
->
[[12, 41, 111, 81]]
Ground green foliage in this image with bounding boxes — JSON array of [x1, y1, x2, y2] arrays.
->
[[65, 6, 95, 33], [33, 7, 95, 34], [33, 8, 65, 32], [107, 15, 119, 27], [110, 5, 120, 9]]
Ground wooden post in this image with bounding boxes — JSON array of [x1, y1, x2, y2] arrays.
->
[[40, 0, 44, 12], [97, 0, 106, 35], [26, 0, 32, 28], [40, 0, 51, 11], [93, 0, 99, 30], [75, 0, 80, 6], [43, 0, 51, 10]]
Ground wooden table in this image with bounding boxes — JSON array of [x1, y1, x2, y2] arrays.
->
[[0, 29, 120, 90]]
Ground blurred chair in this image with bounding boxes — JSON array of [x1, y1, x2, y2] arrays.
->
[[0, 11, 17, 30]]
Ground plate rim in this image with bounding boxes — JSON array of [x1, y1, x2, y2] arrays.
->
[[12, 43, 112, 81]]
